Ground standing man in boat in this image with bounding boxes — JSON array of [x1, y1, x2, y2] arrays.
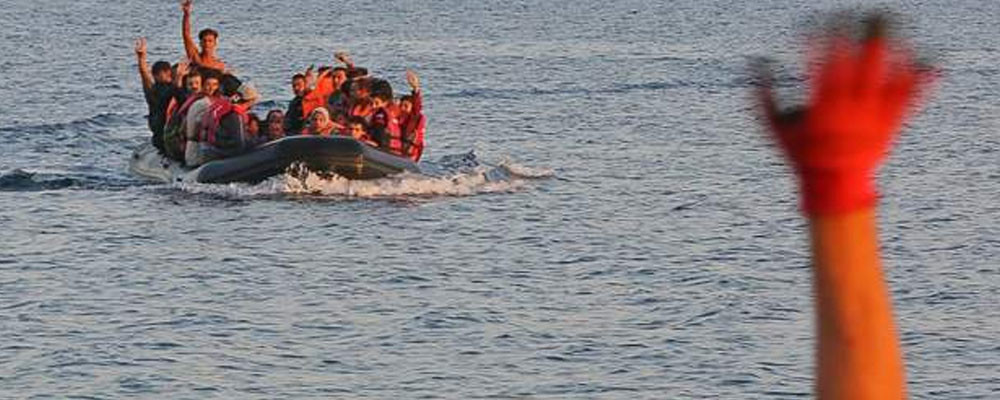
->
[[284, 73, 308, 135], [134, 37, 175, 154], [180, 0, 226, 72]]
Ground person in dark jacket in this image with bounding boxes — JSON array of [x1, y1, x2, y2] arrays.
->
[[398, 70, 426, 161], [134, 37, 174, 154], [283, 73, 307, 135]]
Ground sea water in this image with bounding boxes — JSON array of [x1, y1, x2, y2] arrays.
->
[[0, 0, 997, 398]]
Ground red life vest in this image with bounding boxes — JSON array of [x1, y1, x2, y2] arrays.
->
[[372, 106, 403, 155], [161, 93, 206, 160], [350, 99, 374, 123], [400, 90, 426, 161], [301, 75, 335, 119], [198, 96, 247, 148], [402, 113, 426, 162]]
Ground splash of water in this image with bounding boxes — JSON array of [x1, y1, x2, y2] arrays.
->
[[171, 152, 553, 199]]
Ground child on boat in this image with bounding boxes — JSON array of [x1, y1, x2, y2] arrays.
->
[[344, 116, 378, 147]]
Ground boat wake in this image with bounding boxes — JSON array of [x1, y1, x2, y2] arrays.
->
[[0, 169, 142, 192], [172, 151, 553, 199]]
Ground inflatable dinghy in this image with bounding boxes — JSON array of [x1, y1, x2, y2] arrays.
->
[[129, 136, 420, 184]]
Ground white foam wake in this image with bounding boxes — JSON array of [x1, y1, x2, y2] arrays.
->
[[282, 169, 526, 197], [170, 156, 551, 199]]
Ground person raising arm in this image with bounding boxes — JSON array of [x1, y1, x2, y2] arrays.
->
[[135, 37, 176, 153], [754, 14, 933, 399], [134, 37, 154, 92], [181, 0, 226, 72], [399, 69, 426, 162]]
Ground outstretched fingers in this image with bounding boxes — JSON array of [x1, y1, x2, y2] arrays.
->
[[811, 34, 855, 106], [750, 58, 781, 129], [856, 14, 889, 99], [406, 69, 420, 90], [882, 57, 936, 131]]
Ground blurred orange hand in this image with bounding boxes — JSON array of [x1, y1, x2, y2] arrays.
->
[[755, 16, 934, 215]]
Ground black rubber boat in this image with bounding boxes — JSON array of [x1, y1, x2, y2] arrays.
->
[[130, 136, 420, 184]]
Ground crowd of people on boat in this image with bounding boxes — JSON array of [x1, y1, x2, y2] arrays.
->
[[135, 0, 426, 167]]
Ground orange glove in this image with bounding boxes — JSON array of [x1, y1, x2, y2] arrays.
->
[[756, 17, 933, 216]]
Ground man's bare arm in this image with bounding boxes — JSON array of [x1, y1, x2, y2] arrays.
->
[[134, 38, 153, 91], [180, 0, 201, 64]]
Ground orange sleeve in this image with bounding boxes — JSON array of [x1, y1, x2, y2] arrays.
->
[[301, 75, 335, 117]]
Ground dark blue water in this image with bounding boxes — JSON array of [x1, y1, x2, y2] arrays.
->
[[1, 1, 997, 398]]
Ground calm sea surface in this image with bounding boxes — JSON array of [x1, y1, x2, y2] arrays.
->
[[1, 0, 997, 398]]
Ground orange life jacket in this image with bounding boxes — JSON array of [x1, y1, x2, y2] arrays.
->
[[301, 75, 335, 119]]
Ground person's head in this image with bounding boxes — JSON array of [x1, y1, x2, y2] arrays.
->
[[399, 94, 415, 115], [184, 70, 202, 93], [370, 79, 393, 109], [220, 74, 243, 98], [247, 113, 261, 136], [265, 109, 285, 139], [351, 78, 371, 100], [198, 29, 219, 54], [291, 73, 306, 97], [340, 79, 354, 98], [308, 107, 331, 132], [331, 67, 348, 90], [346, 116, 368, 139], [152, 61, 173, 84], [201, 70, 222, 96]]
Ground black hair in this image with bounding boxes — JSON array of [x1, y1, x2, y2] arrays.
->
[[292, 73, 305, 82], [354, 78, 371, 92], [340, 79, 353, 94], [182, 70, 202, 88], [370, 79, 393, 101], [266, 109, 284, 121], [332, 66, 348, 74], [220, 73, 242, 96], [152, 61, 172, 76], [346, 116, 368, 128], [198, 28, 219, 41], [318, 66, 332, 74], [400, 94, 414, 103], [201, 69, 222, 83]]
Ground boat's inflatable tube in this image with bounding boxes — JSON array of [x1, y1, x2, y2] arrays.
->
[[130, 136, 420, 184]]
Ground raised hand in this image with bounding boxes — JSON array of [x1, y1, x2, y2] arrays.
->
[[334, 51, 353, 67], [754, 14, 934, 215], [304, 65, 316, 88], [181, 0, 192, 14], [134, 37, 147, 56], [406, 69, 420, 91]]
